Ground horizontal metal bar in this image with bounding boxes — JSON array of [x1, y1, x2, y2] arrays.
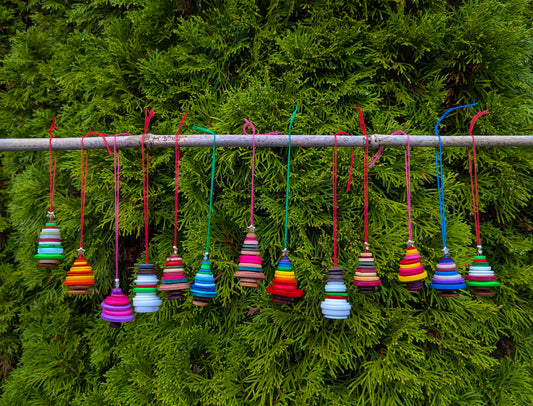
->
[[0, 134, 532, 151]]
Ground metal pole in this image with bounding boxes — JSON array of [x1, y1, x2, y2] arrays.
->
[[0, 134, 532, 151]]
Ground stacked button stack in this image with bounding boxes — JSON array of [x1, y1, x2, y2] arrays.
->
[[320, 267, 351, 319], [266, 255, 303, 304], [64, 257, 95, 294], [132, 264, 162, 312], [466, 255, 500, 296], [34, 220, 64, 267], [190, 259, 217, 306], [353, 250, 381, 294], [234, 228, 266, 287], [398, 246, 427, 291], [100, 287, 135, 328], [429, 256, 466, 297], [158, 253, 190, 300]]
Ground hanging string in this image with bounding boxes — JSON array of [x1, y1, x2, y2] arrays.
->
[[333, 131, 350, 267], [243, 119, 257, 226], [283, 107, 298, 250], [113, 134, 121, 284], [80, 137, 88, 249], [173, 114, 187, 250], [48, 116, 57, 214], [391, 131, 413, 241], [346, 114, 385, 192], [111, 133, 130, 285], [351, 106, 371, 243], [141, 109, 155, 264], [243, 121, 281, 227], [467, 110, 489, 250], [191, 125, 216, 255], [434, 103, 478, 252], [79, 132, 112, 253]]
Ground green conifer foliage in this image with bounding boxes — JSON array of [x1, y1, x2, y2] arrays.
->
[[0, 1, 532, 405]]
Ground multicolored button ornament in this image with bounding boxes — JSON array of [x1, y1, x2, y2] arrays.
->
[[101, 287, 134, 328], [321, 267, 351, 319], [349, 109, 382, 295], [158, 249, 190, 300], [38, 118, 63, 268], [266, 250, 303, 304], [429, 254, 466, 297], [235, 226, 266, 287], [353, 246, 381, 294], [190, 255, 217, 306], [466, 255, 500, 296], [64, 251, 95, 294], [160, 113, 189, 301], [34, 215, 65, 267], [100, 132, 135, 328], [430, 104, 477, 298], [190, 125, 219, 307], [132, 264, 162, 312], [398, 243, 427, 291], [464, 111, 500, 297]]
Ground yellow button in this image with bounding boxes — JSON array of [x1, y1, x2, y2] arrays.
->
[[275, 271, 295, 278], [67, 275, 95, 281], [399, 271, 427, 282], [400, 262, 421, 270]]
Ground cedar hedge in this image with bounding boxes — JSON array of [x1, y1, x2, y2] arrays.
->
[[0, 1, 532, 405]]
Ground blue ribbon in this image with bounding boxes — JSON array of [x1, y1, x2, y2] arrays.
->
[[434, 103, 477, 253]]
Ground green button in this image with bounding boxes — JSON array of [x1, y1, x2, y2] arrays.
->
[[133, 287, 158, 293], [467, 281, 500, 287], [277, 266, 292, 271]]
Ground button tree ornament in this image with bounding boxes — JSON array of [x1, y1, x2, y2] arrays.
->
[[65, 132, 112, 295], [349, 107, 381, 294], [66, 252, 95, 295], [189, 125, 219, 306], [234, 119, 267, 288], [132, 110, 162, 313], [35, 116, 65, 268], [320, 131, 351, 319], [159, 251, 190, 300], [429, 105, 477, 297], [236, 225, 265, 287], [157, 113, 191, 300], [394, 131, 427, 291], [100, 134, 134, 328], [465, 111, 501, 296], [266, 107, 304, 304], [398, 243, 426, 291], [36, 213, 64, 268]]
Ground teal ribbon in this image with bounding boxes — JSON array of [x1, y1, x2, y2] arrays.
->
[[283, 107, 298, 250]]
